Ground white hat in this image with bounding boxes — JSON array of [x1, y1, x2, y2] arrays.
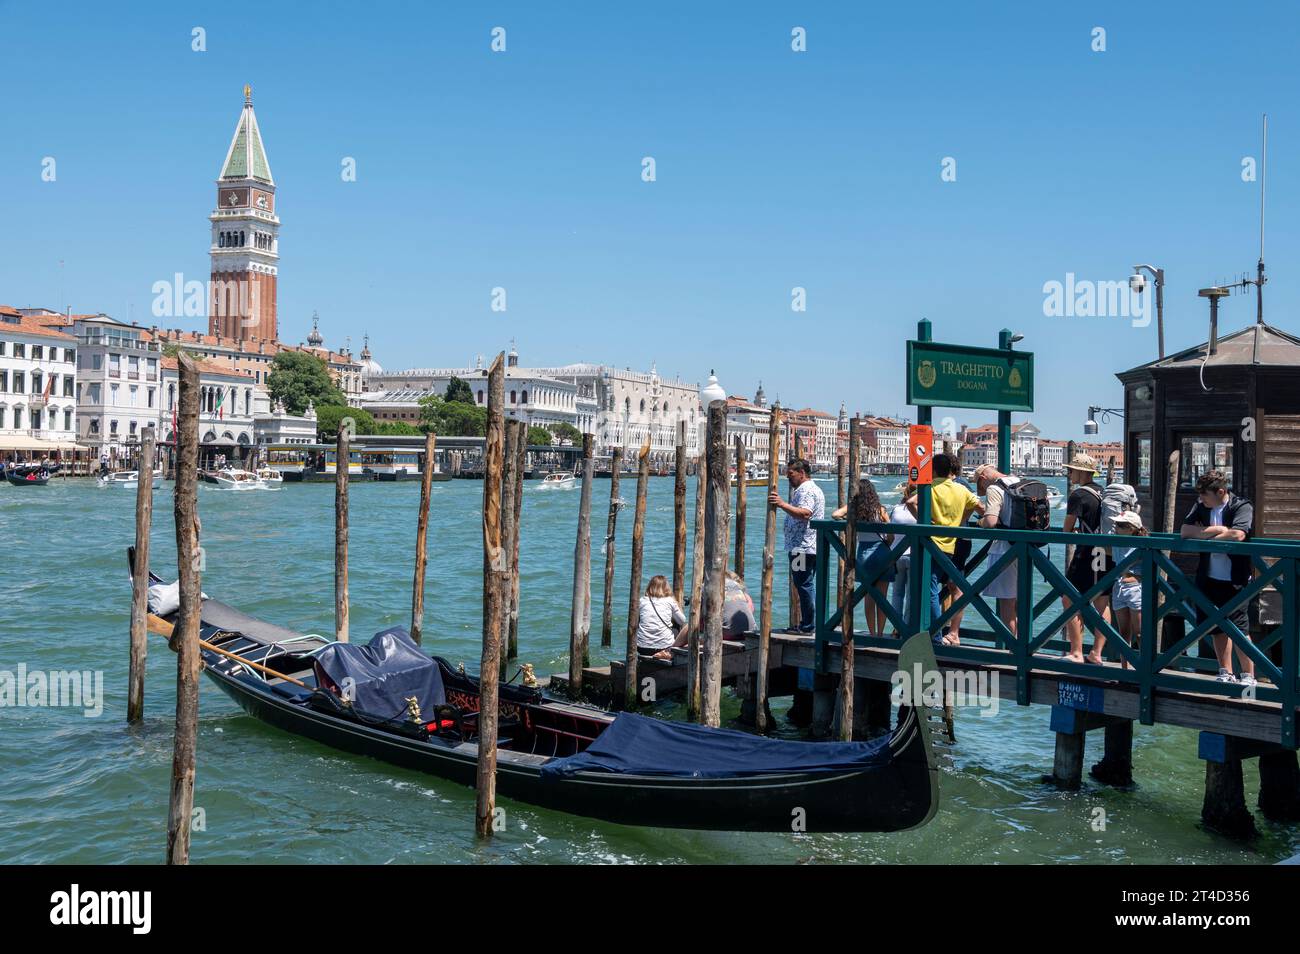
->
[[1113, 510, 1143, 530]]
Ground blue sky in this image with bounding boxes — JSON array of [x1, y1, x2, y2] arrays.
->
[[3, 0, 1296, 439]]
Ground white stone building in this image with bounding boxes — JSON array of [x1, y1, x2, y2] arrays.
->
[[0, 306, 78, 456]]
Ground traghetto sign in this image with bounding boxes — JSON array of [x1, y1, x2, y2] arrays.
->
[[906, 340, 1034, 413]]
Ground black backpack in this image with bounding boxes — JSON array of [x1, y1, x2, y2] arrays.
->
[[996, 478, 1051, 533]]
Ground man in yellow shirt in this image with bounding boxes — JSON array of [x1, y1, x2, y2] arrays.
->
[[926, 454, 983, 646]]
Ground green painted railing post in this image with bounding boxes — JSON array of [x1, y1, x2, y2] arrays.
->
[[1139, 547, 1157, 725], [814, 527, 831, 672], [1282, 558, 1298, 749], [1015, 539, 1032, 705], [914, 319, 933, 642], [997, 329, 1013, 474]]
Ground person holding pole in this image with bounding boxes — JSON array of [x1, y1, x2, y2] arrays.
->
[[769, 458, 824, 634]]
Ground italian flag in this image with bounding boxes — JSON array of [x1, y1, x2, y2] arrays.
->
[[214, 388, 225, 420]]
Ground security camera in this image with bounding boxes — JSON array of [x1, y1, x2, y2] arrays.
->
[[1129, 273, 1146, 294], [1084, 420, 1099, 436]]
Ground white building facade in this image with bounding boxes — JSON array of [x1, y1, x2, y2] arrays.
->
[[0, 307, 78, 456]]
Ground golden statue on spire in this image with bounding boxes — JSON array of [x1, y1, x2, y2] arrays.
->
[[244, 83, 251, 103]]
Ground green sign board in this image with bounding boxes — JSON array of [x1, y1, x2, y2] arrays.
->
[[906, 340, 1034, 413]]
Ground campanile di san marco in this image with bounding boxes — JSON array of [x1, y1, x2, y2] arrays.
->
[[209, 85, 279, 341]]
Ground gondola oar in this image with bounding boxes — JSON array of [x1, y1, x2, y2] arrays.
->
[[147, 613, 312, 689]]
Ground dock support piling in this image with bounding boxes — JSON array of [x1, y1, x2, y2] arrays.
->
[[686, 453, 707, 721], [1089, 721, 1135, 787], [1051, 729, 1086, 790], [127, 426, 155, 725], [837, 418, 862, 741], [476, 353, 506, 838], [334, 426, 350, 643], [410, 431, 437, 644], [622, 442, 650, 709], [756, 403, 782, 733], [701, 403, 728, 728], [166, 355, 201, 865], [1202, 760, 1258, 838], [600, 447, 622, 648], [568, 433, 594, 694]]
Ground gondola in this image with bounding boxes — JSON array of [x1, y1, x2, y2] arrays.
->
[[130, 550, 940, 832], [6, 465, 51, 486]]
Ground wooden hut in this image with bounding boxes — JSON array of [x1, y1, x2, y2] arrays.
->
[[1118, 320, 1300, 628]]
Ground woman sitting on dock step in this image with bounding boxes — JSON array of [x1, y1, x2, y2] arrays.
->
[[636, 575, 689, 660]]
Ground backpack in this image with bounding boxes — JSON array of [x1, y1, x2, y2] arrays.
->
[[1075, 482, 1139, 534], [996, 477, 1052, 533]]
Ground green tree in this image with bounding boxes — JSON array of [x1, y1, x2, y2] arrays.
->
[[266, 351, 345, 416], [372, 420, 421, 436], [550, 422, 583, 445], [526, 425, 552, 446], [418, 395, 487, 436], [315, 405, 375, 441], [444, 375, 476, 405]]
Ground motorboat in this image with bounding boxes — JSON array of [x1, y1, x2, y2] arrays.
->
[[211, 468, 266, 490], [98, 469, 163, 490]]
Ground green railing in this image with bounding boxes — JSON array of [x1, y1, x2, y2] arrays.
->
[[812, 519, 1300, 747]]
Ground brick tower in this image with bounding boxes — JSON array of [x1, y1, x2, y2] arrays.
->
[[209, 85, 279, 341]]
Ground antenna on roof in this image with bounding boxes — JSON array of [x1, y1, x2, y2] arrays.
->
[[1257, 113, 1267, 324]]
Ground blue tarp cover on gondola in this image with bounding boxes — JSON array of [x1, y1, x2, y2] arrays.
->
[[540, 712, 892, 779], [313, 627, 444, 718]]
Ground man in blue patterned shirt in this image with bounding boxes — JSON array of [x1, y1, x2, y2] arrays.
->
[[769, 458, 825, 633]]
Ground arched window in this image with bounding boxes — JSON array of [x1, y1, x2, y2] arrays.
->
[[510, 390, 516, 404], [521, 391, 528, 404], [477, 390, 484, 404], [218, 233, 224, 248], [640, 399, 646, 413]]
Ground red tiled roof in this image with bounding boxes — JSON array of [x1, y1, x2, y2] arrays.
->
[[0, 315, 77, 341], [160, 354, 254, 379]]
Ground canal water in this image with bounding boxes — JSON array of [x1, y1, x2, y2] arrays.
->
[[1, 475, 1294, 864]]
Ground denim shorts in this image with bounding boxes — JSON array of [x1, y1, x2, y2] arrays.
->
[[856, 539, 897, 584], [1112, 579, 1142, 612]]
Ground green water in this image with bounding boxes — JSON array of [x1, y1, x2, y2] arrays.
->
[[0, 475, 1294, 864]]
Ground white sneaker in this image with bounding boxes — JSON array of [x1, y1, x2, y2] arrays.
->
[[1238, 673, 1257, 688], [1215, 669, 1238, 683]]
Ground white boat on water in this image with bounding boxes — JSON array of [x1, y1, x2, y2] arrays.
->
[[254, 467, 284, 489], [211, 468, 267, 490], [98, 469, 163, 490], [539, 471, 576, 489]]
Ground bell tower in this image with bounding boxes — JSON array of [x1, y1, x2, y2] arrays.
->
[[209, 84, 279, 341]]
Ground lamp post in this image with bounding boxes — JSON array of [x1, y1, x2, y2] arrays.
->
[[1130, 264, 1166, 360]]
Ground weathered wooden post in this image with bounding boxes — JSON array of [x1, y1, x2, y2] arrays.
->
[[410, 430, 437, 644], [686, 453, 707, 721], [1064, 439, 1078, 568], [600, 447, 623, 647], [499, 420, 521, 680], [334, 425, 350, 643], [673, 421, 687, 605], [836, 450, 847, 606], [568, 433, 595, 694], [166, 355, 201, 865], [838, 420, 861, 741], [127, 426, 155, 725], [508, 430, 525, 661], [755, 404, 782, 733], [476, 353, 506, 838], [623, 442, 651, 708], [734, 436, 747, 578], [701, 403, 728, 728]]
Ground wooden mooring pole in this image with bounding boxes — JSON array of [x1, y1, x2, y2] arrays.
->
[[569, 433, 594, 694], [410, 430, 437, 644], [476, 352, 506, 838], [127, 426, 155, 725], [836, 449, 847, 607], [755, 404, 781, 733], [686, 453, 706, 721], [166, 354, 201, 865], [499, 420, 521, 680], [600, 447, 623, 648], [734, 436, 747, 578], [836, 420, 861, 741], [334, 425, 350, 643], [508, 429, 525, 661], [623, 442, 651, 708], [673, 422, 687, 605], [701, 402, 728, 728]]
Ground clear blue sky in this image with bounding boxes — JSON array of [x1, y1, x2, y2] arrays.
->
[[3, 0, 1296, 440]]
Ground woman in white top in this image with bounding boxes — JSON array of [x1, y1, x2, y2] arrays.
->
[[889, 484, 918, 631], [636, 575, 688, 660]]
